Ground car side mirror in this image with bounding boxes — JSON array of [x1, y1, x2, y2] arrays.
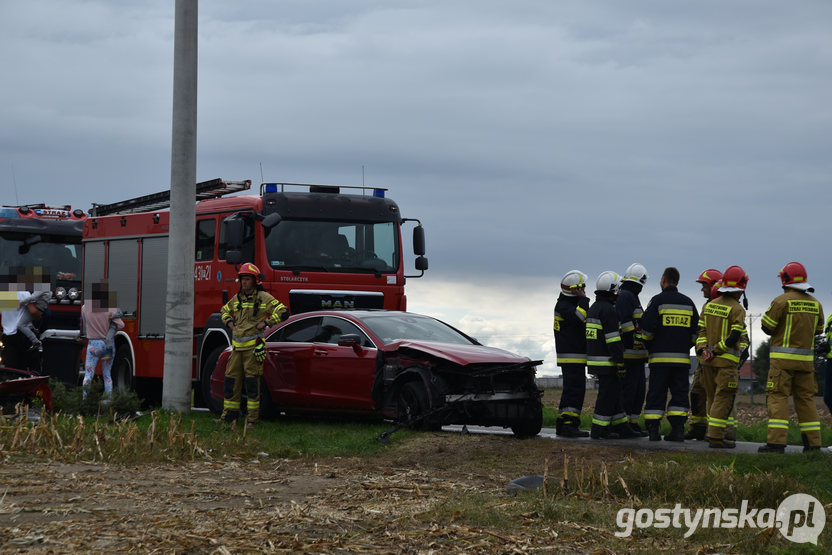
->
[[338, 334, 365, 354]]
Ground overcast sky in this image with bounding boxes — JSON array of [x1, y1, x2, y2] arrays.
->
[[2, 1, 831, 374]]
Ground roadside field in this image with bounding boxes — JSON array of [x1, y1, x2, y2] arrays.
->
[[0, 400, 830, 553]]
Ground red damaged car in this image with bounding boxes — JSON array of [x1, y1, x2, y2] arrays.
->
[[209, 310, 543, 437]]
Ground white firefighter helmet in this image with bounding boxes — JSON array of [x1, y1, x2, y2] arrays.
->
[[560, 270, 588, 296], [596, 271, 621, 295], [622, 263, 648, 285]]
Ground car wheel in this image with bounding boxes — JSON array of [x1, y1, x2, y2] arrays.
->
[[111, 343, 133, 393], [396, 381, 430, 429], [201, 346, 226, 415], [511, 402, 543, 438]]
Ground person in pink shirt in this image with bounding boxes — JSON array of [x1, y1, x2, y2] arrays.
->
[[81, 280, 124, 396]]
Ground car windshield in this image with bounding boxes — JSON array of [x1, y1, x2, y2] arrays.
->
[[359, 313, 474, 345], [264, 219, 399, 274]]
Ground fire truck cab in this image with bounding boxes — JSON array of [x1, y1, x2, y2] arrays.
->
[[83, 179, 427, 406], [0, 204, 86, 381]]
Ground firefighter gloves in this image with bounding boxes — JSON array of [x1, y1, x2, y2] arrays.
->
[[254, 339, 267, 363]]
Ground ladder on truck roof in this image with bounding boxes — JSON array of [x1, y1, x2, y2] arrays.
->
[[88, 179, 251, 216]]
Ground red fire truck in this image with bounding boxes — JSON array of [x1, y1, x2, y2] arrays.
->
[[0, 204, 86, 381], [82, 179, 428, 405]]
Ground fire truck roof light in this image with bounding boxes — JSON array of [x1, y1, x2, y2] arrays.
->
[[265, 183, 278, 193], [373, 189, 385, 198]]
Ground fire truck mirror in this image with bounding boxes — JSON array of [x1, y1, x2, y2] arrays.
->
[[223, 216, 245, 250], [261, 212, 281, 229], [415, 256, 429, 271], [412, 225, 426, 256], [225, 249, 242, 265]]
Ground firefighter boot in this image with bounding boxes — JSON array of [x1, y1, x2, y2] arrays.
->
[[629, 420, 649, 437], [558, 417, 589, 438], [613, 422, 638, 439], [590, 424, 620, 440], [684, 424, 707, 441], [801, 433, 820, 453], [663, 419, 685, 442], [758, 443, 786, 454], [709, 437, 736, 449], [645, 420, 661, 442]]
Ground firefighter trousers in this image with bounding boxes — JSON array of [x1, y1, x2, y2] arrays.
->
[[701, 363, 737, 441], [591, 372, 628, 428], [620, 359, 647, 424], [689, 363, 707, 428], [557, 363, 587, 425], [765, 365, 821, 447], [643, 364, 690, 425], [221, 348, 264, 424]]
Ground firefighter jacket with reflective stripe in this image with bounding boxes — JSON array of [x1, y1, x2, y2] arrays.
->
[[696, 294, 748, 368], [586, 295, 623, 373], [220, 290, 286, 350], [825, 312, 832, 359], [639, 285, 699, 368], [554, 293, 589, 365], [616, 283, 647, 360], [761, 289, 824, 370]]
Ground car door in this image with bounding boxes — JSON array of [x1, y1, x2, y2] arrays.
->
[[307, 315, 378, 410], [264, 316, 321, 407]]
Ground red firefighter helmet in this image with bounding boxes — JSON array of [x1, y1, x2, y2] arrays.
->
[[696, 269, 722, 287], [778, 261, 813, 291], [238, 262, 263, 285], [719, 265, 748, 293]]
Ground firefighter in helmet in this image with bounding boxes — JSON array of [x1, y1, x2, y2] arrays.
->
[[639, 267, 699, 442], [758, 262, 824, 453], [219, 263, 287, 426], [617, 262, 649, 436], [686, 268, 722, 440], [696, 265, 749, 448], [554, 270, 590, 438], [586, 271, 636, 439]]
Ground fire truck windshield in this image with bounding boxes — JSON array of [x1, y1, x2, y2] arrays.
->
[[0, 232, 82, 280], [265, 220, 399, 273]]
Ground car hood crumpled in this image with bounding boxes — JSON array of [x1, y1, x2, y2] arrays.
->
[[386, 340, 531, 366]]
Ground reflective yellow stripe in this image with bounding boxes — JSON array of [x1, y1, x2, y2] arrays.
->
[[224, 400, 240, 410], [557, 357, 587, 364], [770, 352, 814, 362], [232, 338, 258, 348]]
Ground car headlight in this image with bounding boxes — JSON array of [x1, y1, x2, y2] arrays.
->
[[54, 287, 67, 300]]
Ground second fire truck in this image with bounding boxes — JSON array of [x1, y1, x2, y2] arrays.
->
[[0, 204, 86, 381], [83, 179, 428, 406]]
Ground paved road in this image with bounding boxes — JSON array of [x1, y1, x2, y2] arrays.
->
[[442, 425, 832, 455]]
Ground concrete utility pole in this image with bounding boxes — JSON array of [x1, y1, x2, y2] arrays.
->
[[162, 0, 198, 412]]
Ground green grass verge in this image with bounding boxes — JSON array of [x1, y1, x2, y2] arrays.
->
[[0, 409, 408, 463]]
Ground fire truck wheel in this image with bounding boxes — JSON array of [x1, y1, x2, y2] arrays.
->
[[396, 381, 430, 429], [112, 344, 133, 393], [201, 346, 225, 415]]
